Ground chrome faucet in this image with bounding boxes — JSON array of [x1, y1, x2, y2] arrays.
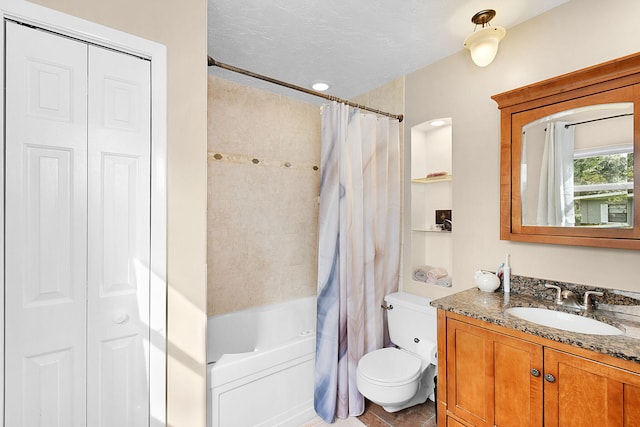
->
[[544, 284, 562, 304], [544, 284, 603, 311], [583, 290, 604, 310], [559, 290, 583, 310]]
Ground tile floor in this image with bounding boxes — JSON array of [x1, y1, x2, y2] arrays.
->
[[302, 416, 366, 426], [356, 399, 437, 427], [302, 398, 437, 427]]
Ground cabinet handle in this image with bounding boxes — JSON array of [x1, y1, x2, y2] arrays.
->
[[544, 373, 556, 383], [530, 368, 540, 377]]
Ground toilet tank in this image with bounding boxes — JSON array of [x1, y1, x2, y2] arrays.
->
[[385, 292, 437, 356]]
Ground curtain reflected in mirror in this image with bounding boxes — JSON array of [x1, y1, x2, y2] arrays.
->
[[521, 103, 634, 228]]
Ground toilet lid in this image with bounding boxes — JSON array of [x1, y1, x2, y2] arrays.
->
[[358, 348, 421, 384]]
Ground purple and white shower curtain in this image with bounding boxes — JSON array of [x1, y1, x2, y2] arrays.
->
[[314, 102, 401, 422]]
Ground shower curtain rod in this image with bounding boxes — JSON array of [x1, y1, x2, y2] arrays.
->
[[564, 113, 632, 128], [208, 56, 404, 122]]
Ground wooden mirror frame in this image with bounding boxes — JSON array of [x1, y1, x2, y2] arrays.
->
[[492, 53, 640, 250]]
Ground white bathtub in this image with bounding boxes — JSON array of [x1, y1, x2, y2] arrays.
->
[[207, 296, 317, 427]]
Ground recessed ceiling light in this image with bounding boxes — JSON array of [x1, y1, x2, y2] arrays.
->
[[430, 119, 446, 127], [312, 82, 330, 91]]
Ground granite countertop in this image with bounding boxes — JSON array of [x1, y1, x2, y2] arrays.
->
[[430, 283, 640, 364]]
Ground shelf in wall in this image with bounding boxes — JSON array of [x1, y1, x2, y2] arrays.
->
[[411, 228, 452, 233], [412, 174, 452, 184]]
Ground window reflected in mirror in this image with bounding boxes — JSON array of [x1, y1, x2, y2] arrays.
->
[[520, 103, 634, 228]]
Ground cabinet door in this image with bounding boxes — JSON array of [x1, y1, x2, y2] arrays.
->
[[544, 348, 640, 426], [494, 332, 544, 427], [447, 319, 543, 426], [447, 415, 469, 427]]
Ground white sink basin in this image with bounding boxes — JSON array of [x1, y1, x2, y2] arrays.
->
[[506, 307, 623, 336]]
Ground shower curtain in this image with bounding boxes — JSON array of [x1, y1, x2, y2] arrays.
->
[[314, 101, 401, 422], [536, 121, 575, 226]]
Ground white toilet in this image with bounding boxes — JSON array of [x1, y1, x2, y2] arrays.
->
[[356, 292, 437, 413]]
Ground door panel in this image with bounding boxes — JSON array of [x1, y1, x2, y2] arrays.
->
[[101, 155, 141, 294], [22, 349, 74, 426], [5, 21, 88, 426], [26, 55, 73, 122], [98, 335, 146, 426], [446, 319, 495, 426], [446, 318, 543, 427], [544, 348, 640, 427], [24, 147, 75, 305], [623, 383, 640, 425], [86, 45, 151, 427], [494, 337, 543, 426]]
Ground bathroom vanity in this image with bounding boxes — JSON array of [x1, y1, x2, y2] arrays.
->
[[432, 284, 640, 427]]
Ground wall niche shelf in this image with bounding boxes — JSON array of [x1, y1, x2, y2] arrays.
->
[[412, 174, 452, 184], [405, 117, 453, 291]]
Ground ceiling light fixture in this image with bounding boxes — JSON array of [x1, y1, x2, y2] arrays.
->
[[312, 82, 330, 92], [463, 9, 506, 67], [430, 119, 446, 127]]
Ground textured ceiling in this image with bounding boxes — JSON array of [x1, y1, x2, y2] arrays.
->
[[207, 0, 568, 104]]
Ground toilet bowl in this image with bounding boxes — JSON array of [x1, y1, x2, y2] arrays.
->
[[356, 348, 422, 408], [356, 292, 437, 412]]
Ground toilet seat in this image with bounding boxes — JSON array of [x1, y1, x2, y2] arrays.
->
[[357, 348, 421, 386]]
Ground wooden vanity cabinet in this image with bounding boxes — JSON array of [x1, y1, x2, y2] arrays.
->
[[446, 417, 467, 427], [445, 318, 542, 427], [544, 349, 640, 426], [438, 311, 640, 427]]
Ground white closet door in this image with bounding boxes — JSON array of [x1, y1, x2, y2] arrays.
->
[[5, 21, 89, 426], [86, 46, 151, 426]]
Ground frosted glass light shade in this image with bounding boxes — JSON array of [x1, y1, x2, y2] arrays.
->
[[464, 26, 506, 67]]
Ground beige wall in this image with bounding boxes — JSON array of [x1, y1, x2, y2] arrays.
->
[[26, 0, 208, 425], [402, 0, 640, 299], [207, 76, 320, 315]]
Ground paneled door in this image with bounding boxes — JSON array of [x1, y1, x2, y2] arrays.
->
[[5, 21, 89, 426], [86, 42, 151, 427], [5, 20, 151, 426]]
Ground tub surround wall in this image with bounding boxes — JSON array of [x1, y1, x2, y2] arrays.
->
[[207, 76, 406, 316], [403, 0, 640, 299], [351, 77, 405, 125], [207, 76, 320, 315]]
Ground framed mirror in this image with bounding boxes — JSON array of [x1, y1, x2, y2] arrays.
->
[[493, 53, 640, 249]]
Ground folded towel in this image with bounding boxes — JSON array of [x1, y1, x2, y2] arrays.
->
[[412, 265, 434, 282], [427, 267, 448, 281], [426, 171, 448, 178], [432, 276, 453, 288], [413, 265, 450, 284]]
